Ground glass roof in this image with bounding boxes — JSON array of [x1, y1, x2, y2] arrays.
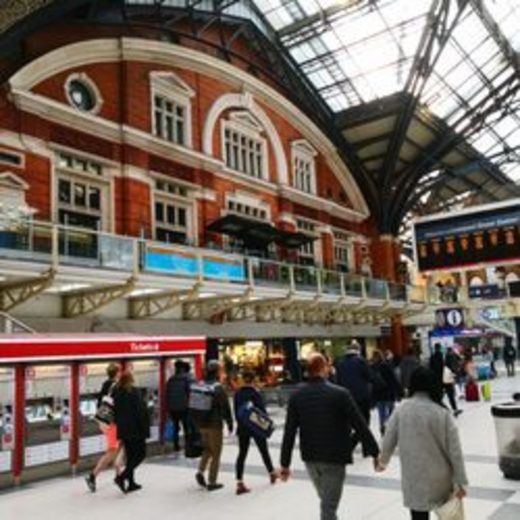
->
[[252, 0, 520, 183]]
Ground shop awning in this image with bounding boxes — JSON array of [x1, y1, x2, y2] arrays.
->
[[206, 214, 316, 249]]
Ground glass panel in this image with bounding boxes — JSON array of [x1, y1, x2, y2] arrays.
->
[[58, 179, 71, 204], [74, 183, 86, 207], [293, 265, 318, 292], [88, 187, 100, 210], [251, 258, 291, 288], [155, 202, 164, 222]]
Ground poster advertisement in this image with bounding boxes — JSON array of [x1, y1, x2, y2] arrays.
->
[[413, 200, 520, 272]]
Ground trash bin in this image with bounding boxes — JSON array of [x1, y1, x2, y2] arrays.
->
[[491, 402, 520, 480]]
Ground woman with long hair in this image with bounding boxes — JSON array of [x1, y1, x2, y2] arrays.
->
[[113, 371, 150, 494], [377, 367, 468, 520]]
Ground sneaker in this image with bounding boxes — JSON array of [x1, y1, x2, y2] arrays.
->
[[127, 483, 142, 493], [236, 482, 250, 495], [207, 483, 224, 491], [85, 473, 96, 493], [195, 472, 207, 488], [454, 410, 463, 417], [114, 475, 127, 494], [269, 471, 279, 485]]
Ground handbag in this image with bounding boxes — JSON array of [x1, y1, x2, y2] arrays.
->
[[435, 496, 465, 520], [237, 401, 275, 439], [95, 383, 116, 426]]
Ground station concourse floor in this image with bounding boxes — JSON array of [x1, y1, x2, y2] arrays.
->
[[1, 371, 519, 520]]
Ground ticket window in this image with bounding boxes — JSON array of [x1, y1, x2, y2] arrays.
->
[[24, 365, 71, 468], [78, 362, 119, 457], [129, 360, 160, 442], [0, 367, 15, 474], [165, 357, 195, 380]]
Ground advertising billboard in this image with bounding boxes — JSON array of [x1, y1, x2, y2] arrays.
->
[[413, 199, 520, 272]]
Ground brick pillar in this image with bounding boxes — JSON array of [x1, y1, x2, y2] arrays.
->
[[320, 230, 334, 270], [370, 234, 400, 281]]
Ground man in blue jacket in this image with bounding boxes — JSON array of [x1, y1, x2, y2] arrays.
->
[[335, 342, 374, 454], [280, 353, 379, 520]]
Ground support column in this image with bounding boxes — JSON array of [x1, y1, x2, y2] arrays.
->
[[158, 358, 167, 445], [282, 338, 301, 382], [370, 234, 400, 281], [13, 364, 25, 485], [70, 363, 79, 472], [320, 228, 334, 270]]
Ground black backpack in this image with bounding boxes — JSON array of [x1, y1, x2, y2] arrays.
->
[[166, 375, 190, 412]]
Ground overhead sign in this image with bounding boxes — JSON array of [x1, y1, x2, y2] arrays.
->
[[413, 199, 520, 271], [0, 335, 206, 362], [435, 308, 465, 329]]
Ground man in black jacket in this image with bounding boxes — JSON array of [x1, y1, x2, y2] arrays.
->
[[280, 353, 379, 520], [166, 360, 191, 452]]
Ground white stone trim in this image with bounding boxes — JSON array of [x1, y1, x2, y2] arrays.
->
[[150, 71, 194, 148], [0, 171, 29, 190], [7, 37, 368, 215], [221, 113, 269, 181], [64, 72, 104, 115], [224, 190, 271, 221], [0, 130, 53, 158], [277, 212, 296, 227], [279, 185, 365, 223], [204, 91, 287, 184], [291, 139, 317, 195]]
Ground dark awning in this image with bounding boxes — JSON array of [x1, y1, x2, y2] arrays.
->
[[206, 214, 316, 249]]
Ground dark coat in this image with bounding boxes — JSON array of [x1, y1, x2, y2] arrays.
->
[[400, 355, 420, 390], [113, 387, 150, 441], [335, 353, 373, 404], [371, 361, 401, 402], [280, 379, 379, 468], [429, 352, 444, 383], [166, 373, 190, 413], [97, 377, 116, 408]]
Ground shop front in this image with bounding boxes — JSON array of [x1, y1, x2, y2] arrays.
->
[[0, 334, 205, 488]]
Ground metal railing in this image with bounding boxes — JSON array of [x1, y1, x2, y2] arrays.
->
[[0, 218, 427, 305]]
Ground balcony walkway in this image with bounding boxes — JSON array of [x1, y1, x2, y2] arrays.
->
[[1, 370, 519, 520]]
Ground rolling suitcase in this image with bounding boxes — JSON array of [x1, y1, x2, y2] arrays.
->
[[465, 380, 480, 402]]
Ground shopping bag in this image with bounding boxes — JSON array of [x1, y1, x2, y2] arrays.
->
[[163, 418, 175, 443], [481, 381, 491, 402], [184, 430, 203, 459], [435, 496, 465, 520]]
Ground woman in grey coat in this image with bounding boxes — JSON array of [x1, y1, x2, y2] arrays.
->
[[377, 367, 468, 520]]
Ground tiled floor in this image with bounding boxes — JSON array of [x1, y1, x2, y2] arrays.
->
[[1, 370, 519, 519]]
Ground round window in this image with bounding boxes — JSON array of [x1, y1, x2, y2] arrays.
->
[[67, 79, 96, 111]]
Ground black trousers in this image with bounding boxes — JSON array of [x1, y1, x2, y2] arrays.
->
[[170, 410, 190, 450], [235, 431, 274, 481], [443, 384, 458, 412], [410, 511, 429, 520], [351, 399, 371, 455], [120, 439, 146, 485]]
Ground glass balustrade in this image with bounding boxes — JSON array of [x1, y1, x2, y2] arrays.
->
[[0, 220, 53, 260], [250, 258, 291, 289], [365, 278, 388, 299], [320, 270, 342, 295], [343, 275, 364, 297], [59, 226, 134, 271], [388, 282, 406, 301], [0, 219, 432, 303], [293, 265, 318, 292]]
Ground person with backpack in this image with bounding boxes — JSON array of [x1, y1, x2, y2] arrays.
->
[[370, 350, 401, 435], [234, 370, 278, 495], [190, 360, 233, 491], [166, 360, 191, 453], [85, 362, 125, 492]]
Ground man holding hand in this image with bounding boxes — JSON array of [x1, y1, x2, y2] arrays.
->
[[280, 353, 379, 520]]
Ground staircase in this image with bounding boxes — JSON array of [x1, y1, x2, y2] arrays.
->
[[0, 311, 35, 333]]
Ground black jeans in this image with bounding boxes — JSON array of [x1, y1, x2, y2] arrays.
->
[[120, 439, 146, 485], [410, 511, 429, 520], [443, 384, 458, 412], [235, 431, 274, 481], [351, 399, 371, 455], [170, 410, 190, 450]]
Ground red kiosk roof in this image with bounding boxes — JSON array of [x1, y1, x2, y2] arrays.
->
[[0, 334, 206, 362]]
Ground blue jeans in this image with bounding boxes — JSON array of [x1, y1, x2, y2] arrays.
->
[[306, 462, 346, 520], [376, 400, 395, 433]]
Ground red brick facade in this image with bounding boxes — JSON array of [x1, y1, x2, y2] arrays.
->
[[0, 32, 392, 276]]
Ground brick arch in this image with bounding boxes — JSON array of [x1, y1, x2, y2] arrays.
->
[[202, 92, 288, 185]]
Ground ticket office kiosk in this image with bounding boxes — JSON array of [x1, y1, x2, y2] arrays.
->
[[0, 335, 205, 487]]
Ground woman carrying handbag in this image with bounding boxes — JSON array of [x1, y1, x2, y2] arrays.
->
[[376, 366, 468, 520]]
